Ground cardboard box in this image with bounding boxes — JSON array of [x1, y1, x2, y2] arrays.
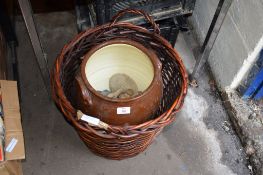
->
[[0, 80, 25, 175], [0, 160, 23, 175]]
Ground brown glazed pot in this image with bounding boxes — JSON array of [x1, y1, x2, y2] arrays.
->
[[74, 39, 163, 126]]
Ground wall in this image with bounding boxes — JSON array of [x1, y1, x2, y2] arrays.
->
[[189, 0, 263, 90]]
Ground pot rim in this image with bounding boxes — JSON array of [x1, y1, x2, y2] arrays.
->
[[80, 38, 162, 103]]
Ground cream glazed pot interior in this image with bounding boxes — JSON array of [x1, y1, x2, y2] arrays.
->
[[84, 43, 155, 92]]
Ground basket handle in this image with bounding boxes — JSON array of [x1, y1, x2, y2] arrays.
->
[[110, 9, 160, 34]]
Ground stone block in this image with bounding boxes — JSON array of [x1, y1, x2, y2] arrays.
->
[[190, 0, 219, 43], [208, 14, 249, 88], [229, 1, 263, 51]]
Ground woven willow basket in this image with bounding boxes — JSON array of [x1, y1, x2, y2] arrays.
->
[[52, 9, 188, 160]]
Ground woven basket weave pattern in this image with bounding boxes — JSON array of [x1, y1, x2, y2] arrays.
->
[[52, 9, 187, 159]]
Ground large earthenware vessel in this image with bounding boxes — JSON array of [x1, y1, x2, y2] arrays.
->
[[74, 39, 163, 126]]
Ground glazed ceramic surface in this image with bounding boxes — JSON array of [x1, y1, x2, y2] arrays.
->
[[74, 39, 163, 126], [85, 43, 154, 92]]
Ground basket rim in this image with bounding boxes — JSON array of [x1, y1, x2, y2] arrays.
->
[[52, 21, 188, 138]]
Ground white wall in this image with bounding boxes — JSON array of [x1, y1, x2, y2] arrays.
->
[[189, 0, 263, 90]]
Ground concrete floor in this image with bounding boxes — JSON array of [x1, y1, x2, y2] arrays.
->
[[15, 12, 251, 175]]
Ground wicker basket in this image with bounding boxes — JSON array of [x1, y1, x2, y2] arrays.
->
[[51, 9, 188, 160]]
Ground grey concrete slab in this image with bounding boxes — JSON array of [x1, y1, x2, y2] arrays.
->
[[15, 12, 250, 175], [174, 33, 196, 73], [229, 1, 263, 51], [189, 0, 219, 44], [208, 14, 249, 88]]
